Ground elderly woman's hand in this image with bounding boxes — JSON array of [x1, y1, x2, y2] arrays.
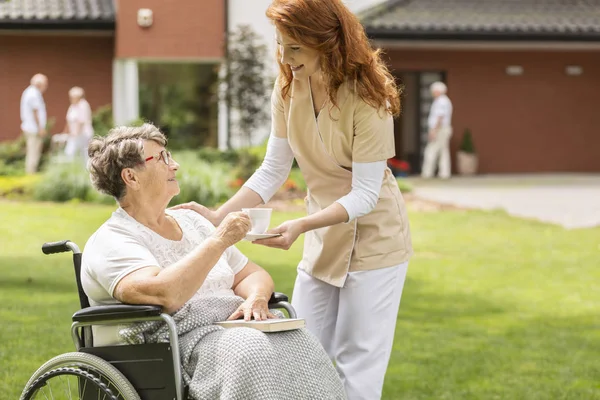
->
[[169, 201, 223, 226], [227, 294, 277, 321], [211, 212, 251, 248]]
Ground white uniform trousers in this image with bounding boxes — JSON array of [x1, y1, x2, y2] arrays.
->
[[421, 126, 453, 179], [292, 262, 409, 400]]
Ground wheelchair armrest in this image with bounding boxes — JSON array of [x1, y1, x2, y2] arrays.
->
[[268, 292, 289, 304], [72, 304, 163, 323]]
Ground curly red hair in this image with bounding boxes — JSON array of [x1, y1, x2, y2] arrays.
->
[[266, 0, 401, 116]]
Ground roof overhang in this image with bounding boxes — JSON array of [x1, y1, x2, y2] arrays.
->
[[372, 38, 600, 51], [367, 29, 600, 43], [0, 19, 114, 31]]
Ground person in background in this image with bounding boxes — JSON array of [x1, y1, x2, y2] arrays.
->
[[20, 73, 48, 174], [63, 86, 94, 163], [421, 81, 453, 179]]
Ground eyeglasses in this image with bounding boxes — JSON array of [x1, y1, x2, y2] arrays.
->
[[145, 150, 172, 165]]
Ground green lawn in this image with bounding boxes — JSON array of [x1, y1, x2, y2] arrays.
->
[[1, 201, 599, 399]]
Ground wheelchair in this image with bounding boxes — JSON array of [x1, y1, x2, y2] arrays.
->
[[20, 240, 297, 400]]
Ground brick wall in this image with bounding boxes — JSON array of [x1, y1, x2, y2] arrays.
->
[[386, 49, 600, 173], [0, 34, 114, 141]]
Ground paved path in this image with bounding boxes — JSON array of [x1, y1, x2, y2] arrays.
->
[[409, 174, 600, 229]]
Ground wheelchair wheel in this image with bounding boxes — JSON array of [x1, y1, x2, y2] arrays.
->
[[21, 352, 140, 400]]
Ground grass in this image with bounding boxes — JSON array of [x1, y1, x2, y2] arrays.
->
[[1, 200, 599, 399]]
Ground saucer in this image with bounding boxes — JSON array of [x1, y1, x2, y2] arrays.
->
[[244, 233, 281, 241]]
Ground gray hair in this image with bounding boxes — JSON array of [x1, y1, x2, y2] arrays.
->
[[30, 73, 48, 86], [69, 86, 85, 99], [88, 123, 167, 200], [430, 81, 447, 94]]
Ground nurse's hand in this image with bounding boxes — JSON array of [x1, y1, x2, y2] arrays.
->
[[253, 219, 304, 250], [169, 201, 223, 226]]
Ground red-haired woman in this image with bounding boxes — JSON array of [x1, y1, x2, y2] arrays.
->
[[175, 1, 412, 397]]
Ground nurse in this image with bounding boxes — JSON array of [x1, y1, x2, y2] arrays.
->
[[174, 0, 413, 398]]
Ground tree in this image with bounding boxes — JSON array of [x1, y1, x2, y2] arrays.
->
[[224, 25, 271, 148]]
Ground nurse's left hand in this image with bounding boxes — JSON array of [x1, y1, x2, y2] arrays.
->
[[253, 219, 303, 250]]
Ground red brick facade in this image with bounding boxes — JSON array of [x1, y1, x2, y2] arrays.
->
[[0, 34, 114, 141], [387, 48, 600, 173], [115, 0, 225, 60]]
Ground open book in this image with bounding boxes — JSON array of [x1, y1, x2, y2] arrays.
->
[[215, 318, 305, 333]]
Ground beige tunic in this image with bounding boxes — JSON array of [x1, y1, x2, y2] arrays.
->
[[272, 78, 413, 287]]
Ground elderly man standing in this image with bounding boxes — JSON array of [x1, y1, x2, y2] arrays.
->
[[20, 73, 48, 174], [422, 81, 453, 179]]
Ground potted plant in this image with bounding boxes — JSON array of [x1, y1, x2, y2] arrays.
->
[[387, 158, 411, 177], [456, 128, 478, 175]]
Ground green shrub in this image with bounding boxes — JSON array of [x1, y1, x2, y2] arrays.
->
[[287, 168, 307, 191], [197, 147, 261, 181], [91, 104, 114, 137], [0, 119, 57, 176], [396, 178, 413, 193], [32, 151, 235, 207], [0, 175, 40, 199], [92, 105, 146, 137], [459, 128, 476, 154], [32, 160, 113, 204], [169, 151, 235, 207], [33, 161, 92, 202], [0, 136, 27, 176]]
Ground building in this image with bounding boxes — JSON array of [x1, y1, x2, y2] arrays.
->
[[0, 0, 224, 144], [0, 0, 386, 150], [361, 0, 600, 173], [5, 0, 596, 173]]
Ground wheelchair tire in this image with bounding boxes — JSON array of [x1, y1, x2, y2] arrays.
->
[[20, 351, 141, 400]]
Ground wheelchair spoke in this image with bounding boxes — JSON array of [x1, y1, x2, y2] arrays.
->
[[59, 375, 71, 399], [82, 374, 88, 397], [66, 375, 72, 400]]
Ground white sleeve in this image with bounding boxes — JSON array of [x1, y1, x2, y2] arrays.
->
[[435, 97, 451, 118], [225, 246, 249, 274], [243, 134, 295, 203], [335, 161, 386, 221], [83, 227, 160, 298]]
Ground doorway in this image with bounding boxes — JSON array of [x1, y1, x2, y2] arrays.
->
[[392, 71, 445, 174]]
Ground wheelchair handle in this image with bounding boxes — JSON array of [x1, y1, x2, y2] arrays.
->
[[42, 240, 81, 255]]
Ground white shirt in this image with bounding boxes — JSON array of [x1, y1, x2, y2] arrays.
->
[[427, 94, 453, 130], [67, 99, 94, 138], [243, 135, 386, 221], [20, 85, 47, 133], [81, 208, 248, 346]]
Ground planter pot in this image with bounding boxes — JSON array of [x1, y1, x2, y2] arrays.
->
[[457, 151, 478, 175]]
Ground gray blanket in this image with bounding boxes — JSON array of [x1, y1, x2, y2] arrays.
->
[[119, 295, 346, 400]]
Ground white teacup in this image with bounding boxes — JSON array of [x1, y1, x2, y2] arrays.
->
[[242, 208, 273, 234]]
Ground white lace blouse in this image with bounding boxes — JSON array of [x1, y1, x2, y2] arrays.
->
[[81, 208, 249, 345]]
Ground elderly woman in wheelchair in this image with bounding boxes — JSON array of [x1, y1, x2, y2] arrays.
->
[[21, 123, 345, 400]]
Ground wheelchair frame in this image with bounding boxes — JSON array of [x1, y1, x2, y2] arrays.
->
[[25, 239, 297, 400]]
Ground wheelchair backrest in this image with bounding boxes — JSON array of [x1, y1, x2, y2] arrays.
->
[[42, 240, 91, 309]]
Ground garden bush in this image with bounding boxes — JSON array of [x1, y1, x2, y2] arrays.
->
[[31, 151, 235, 207], [169, 151, 235, 207], [0, 135, 54, 176], [197, 146, 261, 181], [32, 160, 113, 204], [0, 175, 40, 199]]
